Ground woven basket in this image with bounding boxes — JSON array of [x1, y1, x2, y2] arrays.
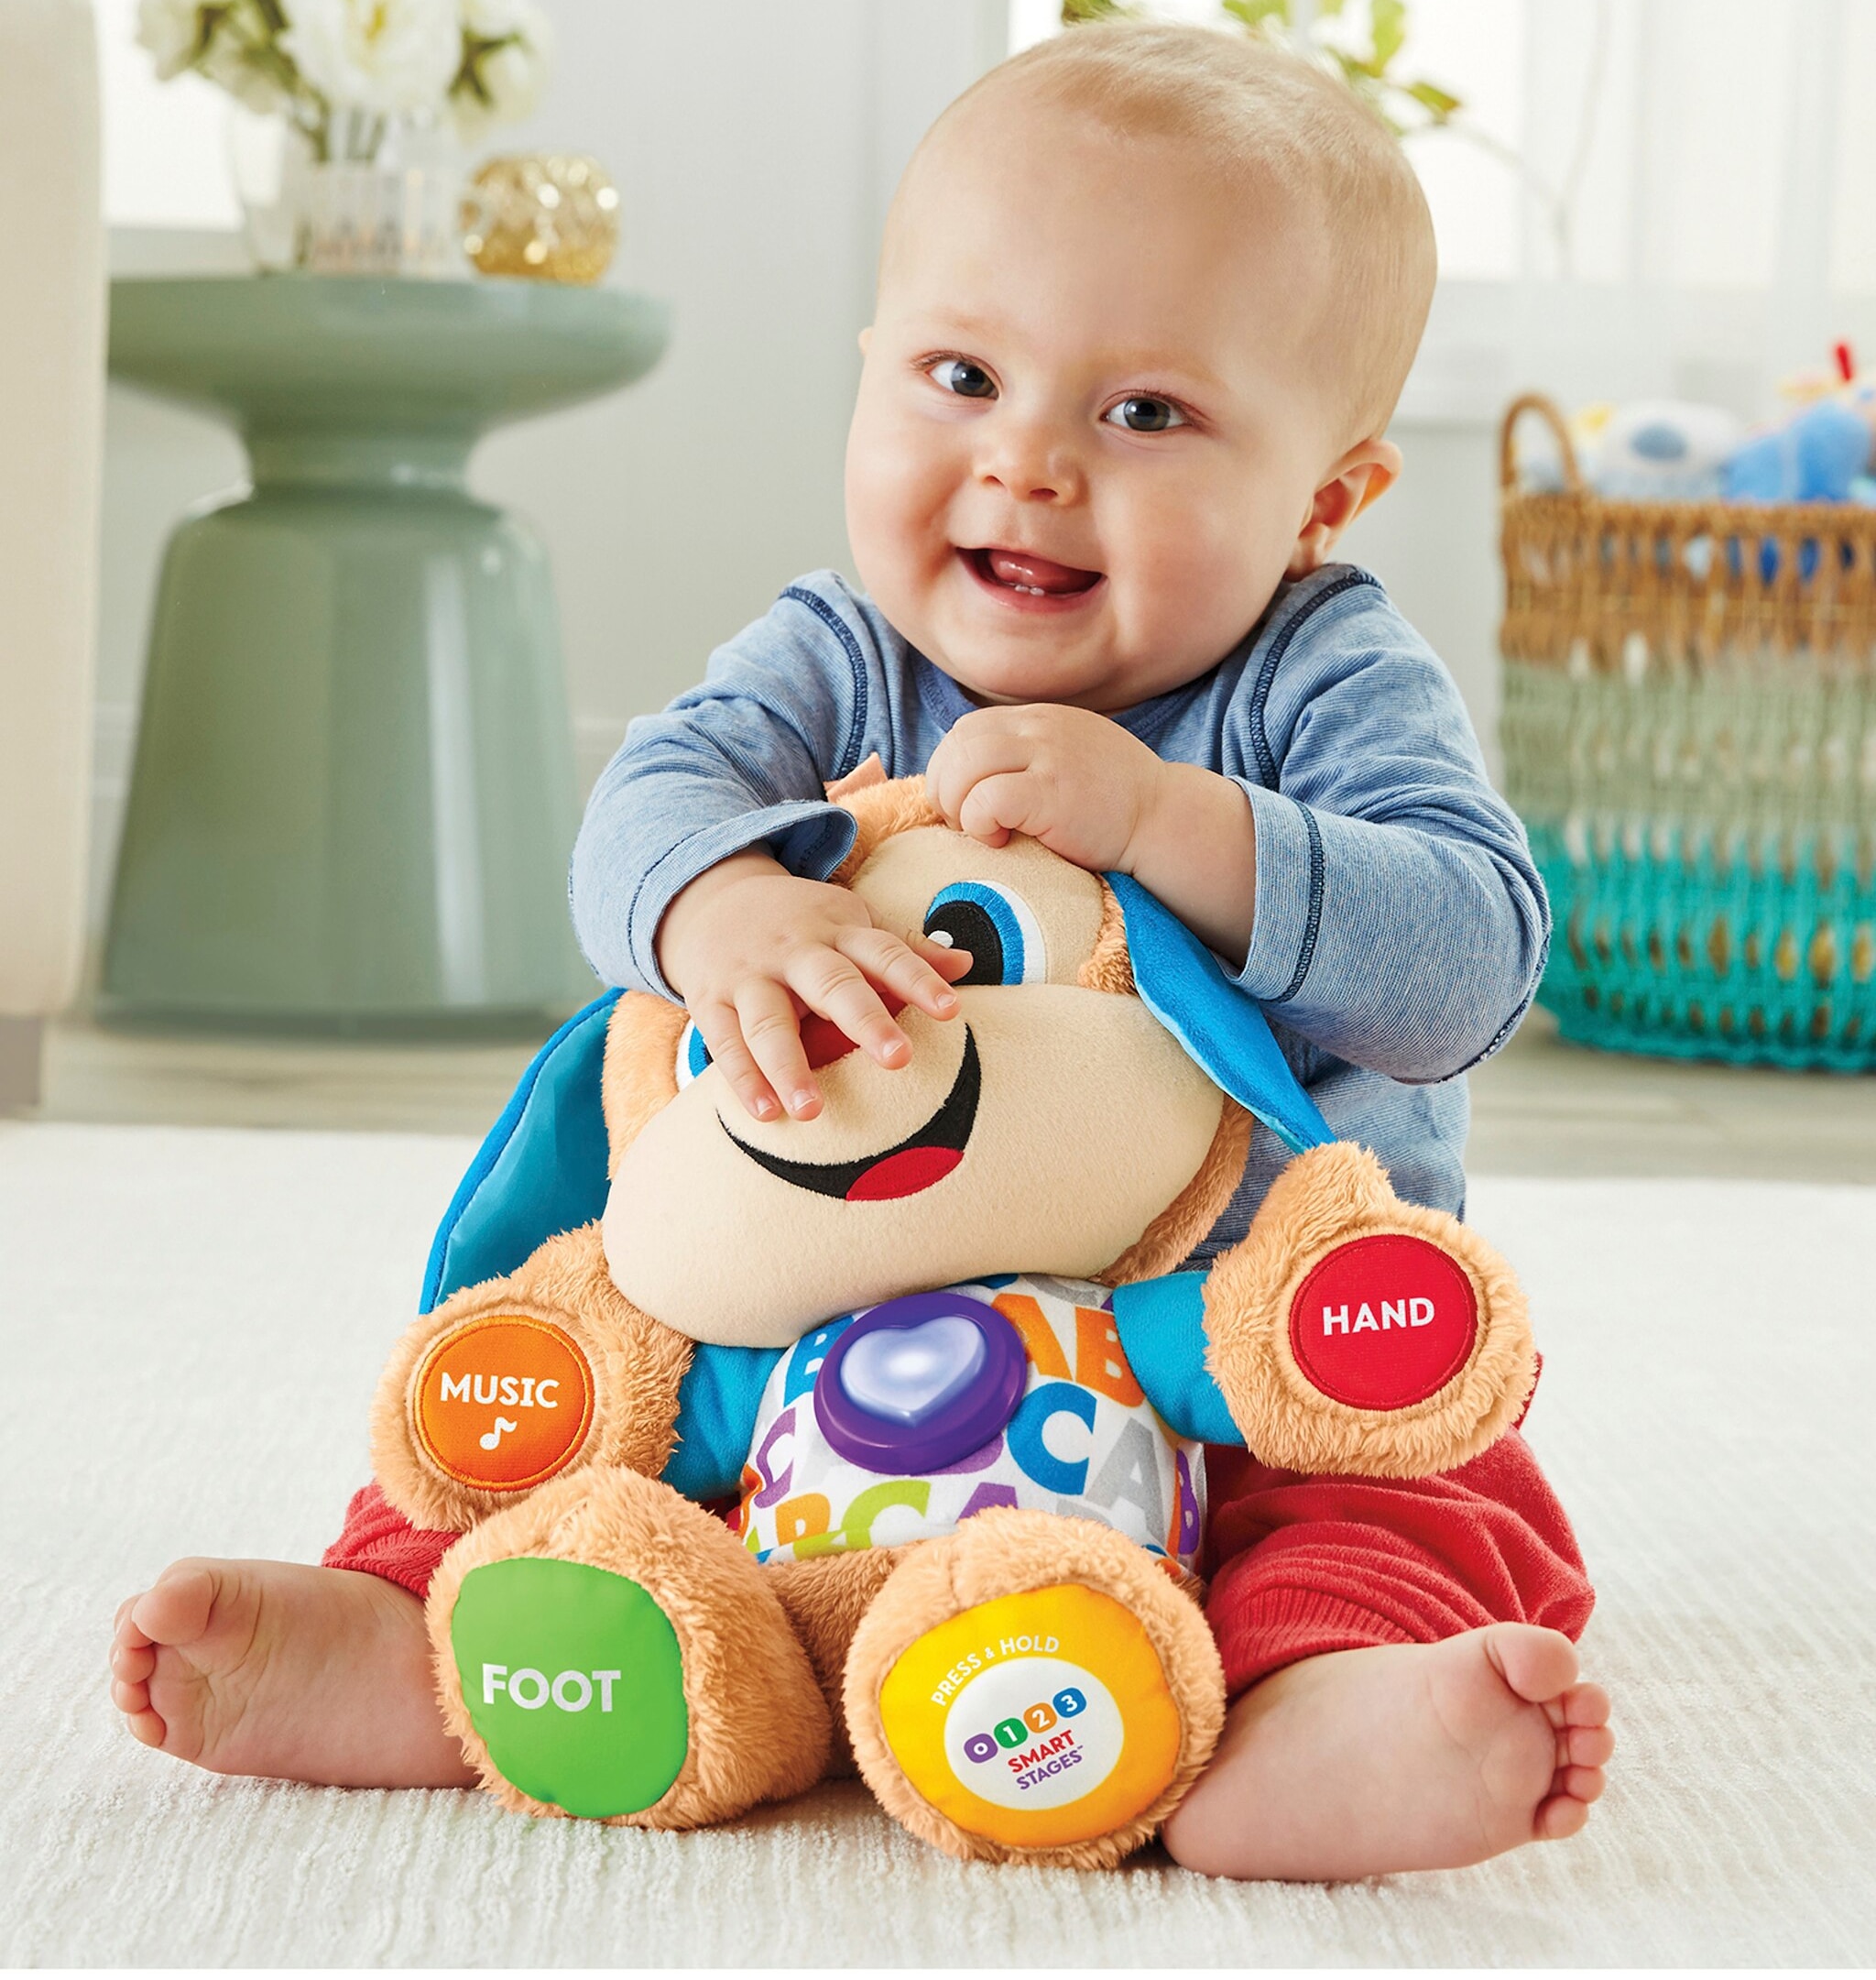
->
[[1499, 392, 1876, 1069]]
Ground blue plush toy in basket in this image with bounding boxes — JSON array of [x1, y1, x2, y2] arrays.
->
[[1500, 391, 1876, 1069]]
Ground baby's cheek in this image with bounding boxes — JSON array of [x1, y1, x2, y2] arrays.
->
[[855, 530, 941, 651], [1121, 488, 1290, 656], [848, 433, 954, 604]]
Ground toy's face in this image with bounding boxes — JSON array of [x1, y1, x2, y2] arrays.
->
[[602, 816, 1225, 1347]]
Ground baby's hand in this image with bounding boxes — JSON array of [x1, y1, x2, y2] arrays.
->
[[655, 849, 973, 1122], [925, 703, 1171, 871]]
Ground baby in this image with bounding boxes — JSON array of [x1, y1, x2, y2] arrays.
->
[[110, 22, 1612, 1880]]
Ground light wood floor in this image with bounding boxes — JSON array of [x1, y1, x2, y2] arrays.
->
[[25, 1001, 1876, 1181]]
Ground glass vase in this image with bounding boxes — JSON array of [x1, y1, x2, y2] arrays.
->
[[229, 106, 469, 279]]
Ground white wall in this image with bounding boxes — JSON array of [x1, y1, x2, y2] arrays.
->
[[1339, 417, 1503, 781], [93, 0, 1007, 924]]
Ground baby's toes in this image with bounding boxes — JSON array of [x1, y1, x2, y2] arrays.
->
[[107, 1608, 162, 1737], [1555, 1762, 1606, 1804], [1559, 1719, 1615, 1770], [130, 1563, 218, 1647], [1535, 1781, 1598, 1839], [113, 1593, 154, 1657], [1483, 1624, 1581, 1706], [112, 1638, 156, 1687], [1554, 1679, 1612, 1730], [110, 1669, 168, 1748]]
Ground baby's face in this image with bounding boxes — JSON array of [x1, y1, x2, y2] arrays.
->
[[846, 91, 1345, 713]]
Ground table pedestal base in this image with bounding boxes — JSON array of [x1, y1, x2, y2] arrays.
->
[[103, 480, 594, 1034]]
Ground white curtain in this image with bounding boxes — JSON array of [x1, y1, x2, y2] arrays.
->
[[1412, 0, 1870, 421]]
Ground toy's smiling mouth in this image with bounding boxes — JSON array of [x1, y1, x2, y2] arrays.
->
[[717, 1029, 981, 1202]]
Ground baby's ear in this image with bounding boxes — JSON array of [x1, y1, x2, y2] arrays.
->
[[825, 752, 888, 801]]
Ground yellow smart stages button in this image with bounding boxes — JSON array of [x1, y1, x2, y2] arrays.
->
[[878, 1584, 1182, 1850]]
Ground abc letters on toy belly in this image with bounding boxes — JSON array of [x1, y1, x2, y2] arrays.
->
[[736, 1275, 1205, 1570]]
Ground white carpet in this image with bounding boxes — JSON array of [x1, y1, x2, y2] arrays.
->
[[3, 1120, 1873, 1966]]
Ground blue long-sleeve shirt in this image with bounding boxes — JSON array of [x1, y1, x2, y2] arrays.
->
[[572, 563, 1548, 1258]]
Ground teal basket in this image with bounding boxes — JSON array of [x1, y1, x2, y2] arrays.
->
[[1499, 394, 1876, 1071]]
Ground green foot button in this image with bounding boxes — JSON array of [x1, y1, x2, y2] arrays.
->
[[451, 1556, 688, 1818]]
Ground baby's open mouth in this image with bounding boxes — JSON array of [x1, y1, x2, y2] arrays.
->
[[718, 1029, 982, 1202], [965, 545, 1103, 597]]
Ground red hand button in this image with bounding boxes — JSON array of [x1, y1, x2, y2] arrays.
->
[[1287, 1234, 1478, 1411]]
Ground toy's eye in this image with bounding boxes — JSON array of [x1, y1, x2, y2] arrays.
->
[[921, 881, 1047, 987], [674, 1020, 712, 1089]]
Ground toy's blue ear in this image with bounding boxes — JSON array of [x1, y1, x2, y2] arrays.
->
[[420, 990, 622, 1313], [1105, 872, 1333, 1154]]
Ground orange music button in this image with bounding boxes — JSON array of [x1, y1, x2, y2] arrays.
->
[[413, 1316, 595, 1492]]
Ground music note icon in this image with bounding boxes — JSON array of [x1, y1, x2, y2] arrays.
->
[[480, 1417, 519, 1451]]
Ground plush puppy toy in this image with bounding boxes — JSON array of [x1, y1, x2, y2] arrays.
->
[[370, 771, 1535, 1868]]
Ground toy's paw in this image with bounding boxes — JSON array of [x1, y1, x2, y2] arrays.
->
[[844, 1509, 1223, 1868], [1205, 1143, 1537, 1478], [371, 1225, 692, 1533], [427, 1467, 831, 1825]]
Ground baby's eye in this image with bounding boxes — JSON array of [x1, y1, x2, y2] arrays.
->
[[674, 1020, 713, 1089], [922, 881, 1047, 987], [929, 357, 998, 399], [1103, 396, 1186, 433]]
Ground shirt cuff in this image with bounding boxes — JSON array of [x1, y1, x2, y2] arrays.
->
[[1233, 781, 1323, 1007], [627, 800, 859, 1001]]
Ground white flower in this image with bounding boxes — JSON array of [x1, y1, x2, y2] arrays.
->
[[279, 0, 464, 115], [452, 38, 550, 137], [136, 0, 206, 80], [199, 5, 298, 116], [452, 0, 552, 137], [461, 0, 549, 38], [200, 41, 293, 115]]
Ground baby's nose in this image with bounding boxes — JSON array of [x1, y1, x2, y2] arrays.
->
[[800, 992, 908, 1069]]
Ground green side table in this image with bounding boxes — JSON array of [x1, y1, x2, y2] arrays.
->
[[103, 274, 669, 1034]]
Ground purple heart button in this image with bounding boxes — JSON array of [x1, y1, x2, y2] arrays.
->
[[813, 1291, 1026, 1475], [839, 1316, 987, 1425]]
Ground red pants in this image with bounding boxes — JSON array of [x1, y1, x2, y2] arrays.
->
[[323, 1429, 1591, 1700], [1201, 1431, 1592, 1692]]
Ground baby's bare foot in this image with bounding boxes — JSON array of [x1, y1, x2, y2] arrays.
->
[[1162, 1624, 1612, 1880], [109, 1558, 475, 1789]]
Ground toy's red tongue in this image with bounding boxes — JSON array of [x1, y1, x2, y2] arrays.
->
[[985, 548, 1100, 594], [800, 992, 905, 1070], [845, 1145, 964, 1202]]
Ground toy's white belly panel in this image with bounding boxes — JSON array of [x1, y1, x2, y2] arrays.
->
[[736, 1274, 1205, 1570]]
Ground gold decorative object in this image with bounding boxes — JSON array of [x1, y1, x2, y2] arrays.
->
[[464, 154, 620, 286]]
